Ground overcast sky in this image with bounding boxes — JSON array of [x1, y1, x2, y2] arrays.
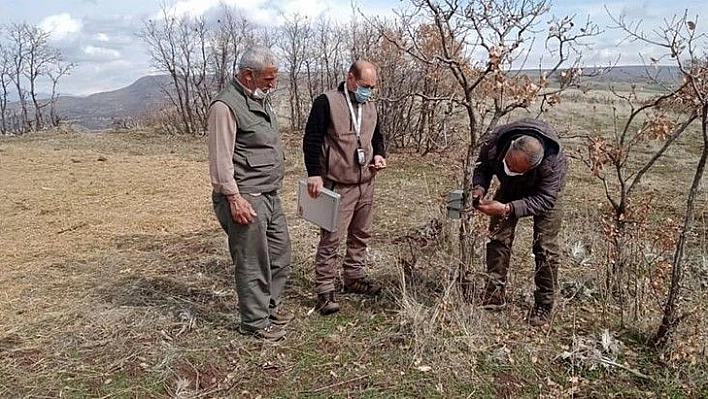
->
[[1, 0, 706, 96]]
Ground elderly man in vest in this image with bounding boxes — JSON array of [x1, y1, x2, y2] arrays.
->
[[303, 60, 387, 315], [472, 118, 568, 327], [208, 46, 292, 341]]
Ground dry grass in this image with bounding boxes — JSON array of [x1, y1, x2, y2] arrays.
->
[[0, 121, 707, 398]]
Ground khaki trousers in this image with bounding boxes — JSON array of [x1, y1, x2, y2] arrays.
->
[[486, 197, 563, 306], [314, 179, 374, 294], [213, 191, 292, 330]]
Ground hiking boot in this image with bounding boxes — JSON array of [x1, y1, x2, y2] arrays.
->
[[343, 277, 382, 295], [239, 324, 286, 341], [316, 291, 340, 315], [528, 303, 553, 327], [269, 308, 295, 326], [480, 286, 506, 310]]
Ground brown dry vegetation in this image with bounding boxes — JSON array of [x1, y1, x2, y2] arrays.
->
[[1, 93, 707, 398]]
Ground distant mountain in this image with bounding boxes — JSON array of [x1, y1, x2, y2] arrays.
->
[[30, 65, 683, 131], [54, 75, 173, 130], [579, 65, 683, 88]]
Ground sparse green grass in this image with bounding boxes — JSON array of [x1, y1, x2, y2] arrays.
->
[[0, 107, 706, 398]]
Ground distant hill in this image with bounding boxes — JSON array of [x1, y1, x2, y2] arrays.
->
[[30, 65, 682, 131], [579, 65, 683, 89], [53, 75, 173, 130]]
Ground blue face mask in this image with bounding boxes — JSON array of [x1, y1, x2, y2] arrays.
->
[[354, 85, 372, 103]]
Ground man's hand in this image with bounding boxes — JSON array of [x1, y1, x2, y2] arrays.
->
[[307, 176, 324, 198], [475, 200, 510, 217], [227, 194, 257, 224], [370, 155, 387, 171], [471, 186, 485, 208]]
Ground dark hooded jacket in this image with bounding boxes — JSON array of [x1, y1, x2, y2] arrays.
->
[[472, 118, 568, 218]]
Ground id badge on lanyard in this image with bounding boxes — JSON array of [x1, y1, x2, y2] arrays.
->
[[344, 90, 362, 142]]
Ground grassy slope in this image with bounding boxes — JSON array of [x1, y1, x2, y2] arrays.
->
[[0, 115, 706, 398]]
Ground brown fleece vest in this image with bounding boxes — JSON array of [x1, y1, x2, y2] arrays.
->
[[322, 89, 377, 185]]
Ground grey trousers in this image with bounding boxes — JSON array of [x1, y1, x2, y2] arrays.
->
[[213, 191, 292, 330], [314, 179, 374, 294], [486, 197, 563, 306]]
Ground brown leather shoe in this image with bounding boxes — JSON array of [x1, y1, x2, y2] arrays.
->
[[479, 286, 506, 310], [239, 324, 286, 341], [269, 308, 295, 326], [316, 291, 340, 315], [528, 303, 552, 327], [343, 277, 382, 295]]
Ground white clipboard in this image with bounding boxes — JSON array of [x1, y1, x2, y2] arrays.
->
[[297, 179, 340, 232]]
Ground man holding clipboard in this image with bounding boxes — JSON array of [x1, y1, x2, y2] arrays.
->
[[302, 60, 387, 315]]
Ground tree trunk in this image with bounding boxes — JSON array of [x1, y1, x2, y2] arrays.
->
[[458, 105, 478, 293], [653, 104, 708, 348]]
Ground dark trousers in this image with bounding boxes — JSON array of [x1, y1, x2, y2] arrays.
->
[[486, 198, 563, 306], [213, 191, 292, 330], [314, 179, 374, 294]]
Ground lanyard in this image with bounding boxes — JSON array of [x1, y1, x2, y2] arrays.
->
[[344, 89, 362, 141]]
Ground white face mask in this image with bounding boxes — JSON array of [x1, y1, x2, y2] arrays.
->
[[503, 158, 524, 176], [252, 87, 270, 100]]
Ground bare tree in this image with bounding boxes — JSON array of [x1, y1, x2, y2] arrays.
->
[[306, 18, 347, 100], [279, 13, 313, 131], [210, 6, 255, 92], [582, 84, 696, 318], [581, 10, 706, 343], [348, 8, 381, 61], [5, 23, 31, 132], [139, 5, 210, 135], [22, 24, 56, 130], [0, 37, 12, 134], [2, 22, 70, 133], [47, 59, 75, 127], [368, 21, 459, 153], [260, 26, 279, 49], [375, 0, 599, 283], [182, 16, 211, 133], [613, 11, 708, 347]]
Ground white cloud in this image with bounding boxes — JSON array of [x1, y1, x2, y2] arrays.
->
[[282, 0, 330, 18], [39, 13, 82, 40], [169, 0, 220, 18], [158, 0, 265, 19], [83, 45, 121, 60], [95, 33, 110, 42], [248, 8, 280, 26]]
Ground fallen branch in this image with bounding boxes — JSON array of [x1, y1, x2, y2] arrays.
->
[[57, 222, 88, 234], [597, 357, 653, 381], [300, 375, 369, 394]]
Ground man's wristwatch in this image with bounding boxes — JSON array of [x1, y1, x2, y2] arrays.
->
[[503, 203, 512, 218]]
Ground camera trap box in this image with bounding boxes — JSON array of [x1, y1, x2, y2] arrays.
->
[[446, 189, 464, 219]]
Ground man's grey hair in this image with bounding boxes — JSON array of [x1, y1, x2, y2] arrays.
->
[[509, 135, 544, 167], [237, 45, 277, 74]]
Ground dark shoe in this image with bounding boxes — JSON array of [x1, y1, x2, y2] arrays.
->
[[343, 277, 382, 295], [528, 303, 553, 327], [269, 308, 295, 326], [239, 324, 286, 341], [316, 291, 340, 315], [480, 286, 506, 310]]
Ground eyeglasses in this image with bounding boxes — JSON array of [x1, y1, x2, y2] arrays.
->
[[357, 82, 375, 90]]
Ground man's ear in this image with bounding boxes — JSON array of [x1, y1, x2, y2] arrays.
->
[[243, 68, 254, 82]]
